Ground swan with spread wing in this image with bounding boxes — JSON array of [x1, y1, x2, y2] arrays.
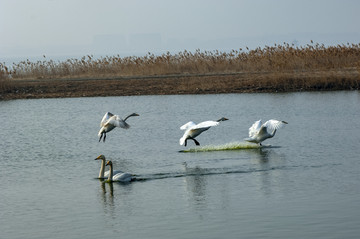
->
[[244, 119, 288, 145], [98, 112, 139, 142], [179, 117, 228, 147]]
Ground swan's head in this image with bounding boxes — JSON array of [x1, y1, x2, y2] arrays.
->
[[95, 155, 106, 161], [217, 117, 229, 122], [106, 160, 113, 166]]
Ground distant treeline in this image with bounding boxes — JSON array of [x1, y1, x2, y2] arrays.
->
[[1, 42, 360, 81]]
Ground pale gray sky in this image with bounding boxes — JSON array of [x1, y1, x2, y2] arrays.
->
[[1, 0, 360, 59]]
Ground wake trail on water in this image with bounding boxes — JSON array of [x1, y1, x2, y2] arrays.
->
[[132, 165, 291, 182], [179, 141, 273, 153], [100, 142, 286, 183]]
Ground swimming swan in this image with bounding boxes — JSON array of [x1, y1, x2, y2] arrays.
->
[[105, 160, 133, 182], [95, 155, 123, 179], [244, 119, 288, 145], [179, 117, 228, 146], [98, 112, 139, 142]]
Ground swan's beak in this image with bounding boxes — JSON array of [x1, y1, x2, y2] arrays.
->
[[282, 121, 288, 124]]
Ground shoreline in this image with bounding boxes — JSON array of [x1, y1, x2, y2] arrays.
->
[[1, 69, 359, 100]]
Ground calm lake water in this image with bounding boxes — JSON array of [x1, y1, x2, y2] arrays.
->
[[1, 91, 360, 239]]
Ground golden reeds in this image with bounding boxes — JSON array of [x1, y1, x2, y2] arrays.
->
[[1, 42, 359, 81], [1, 42, 359, 99]]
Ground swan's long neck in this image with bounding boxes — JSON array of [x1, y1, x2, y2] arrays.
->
[[108, 163, 113, 181], [99, 159, 105, 178], [124, 114, 134, 121]]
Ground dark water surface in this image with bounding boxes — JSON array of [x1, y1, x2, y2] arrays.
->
[[1, 92, 360, 239]]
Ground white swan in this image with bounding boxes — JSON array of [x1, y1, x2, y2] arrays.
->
[[105, 160, 133, 182], [179, 117, 228, 146], [98, 112, 139, 142], [244, 119, 288, 145], [95, 155, 123, 179]]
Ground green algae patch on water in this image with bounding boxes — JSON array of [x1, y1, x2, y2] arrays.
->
[[179, 141, 268, 153]]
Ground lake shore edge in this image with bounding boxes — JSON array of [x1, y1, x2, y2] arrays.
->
[[1, 69, 359, 100]]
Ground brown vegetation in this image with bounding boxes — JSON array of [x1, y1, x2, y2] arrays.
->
[[1, 42, 359, 100]]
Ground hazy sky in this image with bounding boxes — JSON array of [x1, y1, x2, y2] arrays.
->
[[1, 0, 360, 59]]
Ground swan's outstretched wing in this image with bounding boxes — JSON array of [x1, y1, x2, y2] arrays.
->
[[106, 115, 130, 129], [248, 120, 262, 137], [180, 121, 196, 130], [186, 121, 219, 138], [193, 120, 219, 129], [263, 120, 287, 132], [100, 112, 114, 127]]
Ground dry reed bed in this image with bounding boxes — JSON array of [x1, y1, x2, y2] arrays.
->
[[1, 42, 360, 99]]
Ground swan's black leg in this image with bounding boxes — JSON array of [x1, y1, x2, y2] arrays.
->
[[99, 133, 103, 142], [184, 139, 187, 147], [103, 133, 106, 142], [193, 138, 200, 146]]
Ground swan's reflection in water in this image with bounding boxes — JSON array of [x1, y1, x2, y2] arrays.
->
[[182, 161, 233, 218], [100, 180, 114, 197], [182, 148, 288, 207], [182, 162, 208, 203], [248, 148, 288, 195], [98, 180, 115, 219], [98, 179, 134, 221]]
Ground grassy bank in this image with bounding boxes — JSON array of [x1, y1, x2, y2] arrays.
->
[[1, 42, 359, 99]]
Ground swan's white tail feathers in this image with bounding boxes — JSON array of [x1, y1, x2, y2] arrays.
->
[[98, 127, 104, 137], [244, 137, 256, 143], [179, 136, 186, 145]]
